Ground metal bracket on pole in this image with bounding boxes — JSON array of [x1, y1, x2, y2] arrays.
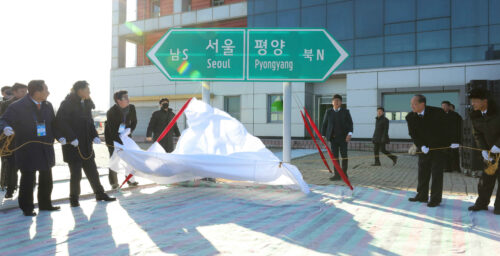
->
[[283, 82, 291, 163]]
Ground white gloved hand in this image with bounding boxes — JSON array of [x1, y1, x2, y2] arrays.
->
[[3, 126, 14, 136], [490, 145, 500, 154], [421, 146, 429, 154], [58, 137, 67, 145], [482, 150, 493, 162], [93, 137, 101, 144], [71, 139, 79, 147], [450, 144, 460, 149], [120, 128, 131, 137]]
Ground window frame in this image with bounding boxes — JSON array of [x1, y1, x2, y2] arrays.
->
[[268, 94, 284, 123]]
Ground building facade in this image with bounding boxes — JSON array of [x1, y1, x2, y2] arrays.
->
[[111, 0, 500, 140]]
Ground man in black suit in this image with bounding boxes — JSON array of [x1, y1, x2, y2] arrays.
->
[[0, 80, 61, 216], [405, 95, 459, 207], [372, 107, 397, 166], [441, 101, 463, 172], [467, 88, 500, 215], [321, 94, 353, 181], [146, 98, 181, 153]]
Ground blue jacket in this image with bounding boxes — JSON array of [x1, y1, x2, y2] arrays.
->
[[0, 95, 59, 171]]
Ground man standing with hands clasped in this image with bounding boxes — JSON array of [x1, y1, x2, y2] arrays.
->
[[405, 95, 459, 207]]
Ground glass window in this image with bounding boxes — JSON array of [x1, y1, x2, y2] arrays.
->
[[417, 30, 450, 50], [301, 6, 326, 27], [125, 41, 137, 68], [383, 91, 459, 120], [451, 0, 488, 28], [327, 1, 354, 40], [126, 0, 137, 22], [151, 0, 160, 18], [354, 55, 383, 69], [385, 22, 415, 35], [417, 18, 450, 32], [268, 95, 283, 123], [254, 0, 276, 14], [355, 37, 383, 55], [452, 46, 488, 63], [277, 0, 300, 11], [417, 0, 450, 19], [452, 26, 488, 48], [417, 49, 450, 65], [385, 34, 415, 53], [491, 0, 500, 25], [385, 52, 415, 67], [212, 0, 224, 7], [277, 9, 300, 27], [385, 0, 415, 23], [355, 0, 383, 38], [181, 0, 191, 12], [253, 12, 277, 27], [224, 96, 241, 121], [491, 25, 500, 44], [302, 0, 326, 7]]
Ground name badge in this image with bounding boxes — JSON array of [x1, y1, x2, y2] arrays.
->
[[37, 121, 46, 137], [119, 123, 126, 133]]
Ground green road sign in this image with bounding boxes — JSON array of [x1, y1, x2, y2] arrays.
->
[[147, 28, 348, 82]]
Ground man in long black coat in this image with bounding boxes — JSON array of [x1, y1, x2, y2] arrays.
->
[[0, 83, 28, 199], [406, 95, 459, 207], [372, 107, 397, 166], [0, 80, 61, 216], [104, 90, 137, 189], [56, 81, 115, 207], [467, 88, 500, 215], [321, 94, 353, 181], [146, 98, 181, 153], [441, 101, 463, 172]]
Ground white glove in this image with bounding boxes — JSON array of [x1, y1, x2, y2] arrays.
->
[[71, 139, 79, 147], [482, 150, 493, 162], [421, 146, 429, 154], [3, 126, 14, 136], [120, 128, 131, 137], [93, 137, 101, 144], [58, 138, 67, 145], [450, 144, 460, 149], [491, 145, 500, 154]]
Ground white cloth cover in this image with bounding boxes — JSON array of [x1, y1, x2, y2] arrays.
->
[[109, 98, 310, 193]]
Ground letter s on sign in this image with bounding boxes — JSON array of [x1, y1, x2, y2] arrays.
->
[[183, 49, 189, 60]]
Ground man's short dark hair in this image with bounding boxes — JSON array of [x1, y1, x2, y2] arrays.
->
[[332, 94, 342, 101], [468, 88, 488, 100], [414, 94, 426, 104], [377, 107, 385, 112], [450, 104, 455, 109], [441, 101, 451, 106], [72, 80, 89, 93], [28, 80, 46, 96], [12, 83, 27, 92], [113, 90, 128, 103], [159, 98, 169, 104], [1, 86, 11, 94]]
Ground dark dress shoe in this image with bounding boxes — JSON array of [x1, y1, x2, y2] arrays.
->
[[4, 191, 13, 199], [23, 211, 37, 216], [127, 181, 139, 187], [427, 201, 440, 207], [468, 205, 488, 211], [70, 200, 80, 207], [371, 163, 381, 166], [409, 197, 428, 203], [96, 193, 116, 202], [392, 156, 398, 166], [329, 175, 341, 181], [39, 206, 61, 211]]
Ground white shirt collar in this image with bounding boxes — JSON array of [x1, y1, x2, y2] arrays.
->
[[333, 107, 341, 112], [418, 109, 425, 116], [482, 110, 487, 115], [30, 96, 41, 105]]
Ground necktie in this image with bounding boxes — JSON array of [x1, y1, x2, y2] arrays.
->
[[418, 114, 423, 118], [36, 103, 41, 110]]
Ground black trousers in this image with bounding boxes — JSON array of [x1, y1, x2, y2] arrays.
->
[[445, 148, 460, 171], [373, 143, 396, 164], [2, 157, 18, 193], [330, 140, 348, 176], [416, 151, 445, 203], [0, 157, 7, 190], [474, 164, 500, 209], [19, 169, 53, 213], [68, 159, 104, 199]]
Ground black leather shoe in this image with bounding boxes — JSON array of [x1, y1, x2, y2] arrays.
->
[[39, 206, 61, 211], [427, 201, 440, 207], [468, 205, 488, 211], [392, 156, 398, 166], [96, 193, 116, 202], [4, 191, 13, 199], [23, 211, 37, 216], [127, 181, 139, 187], [409, 197, 428, 203], [70, 199, 80, 207], [371, 163, 381, 166], [494, 209, 500, 215], [329, 175, 341, 181], [111, 184, 119, 190]]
